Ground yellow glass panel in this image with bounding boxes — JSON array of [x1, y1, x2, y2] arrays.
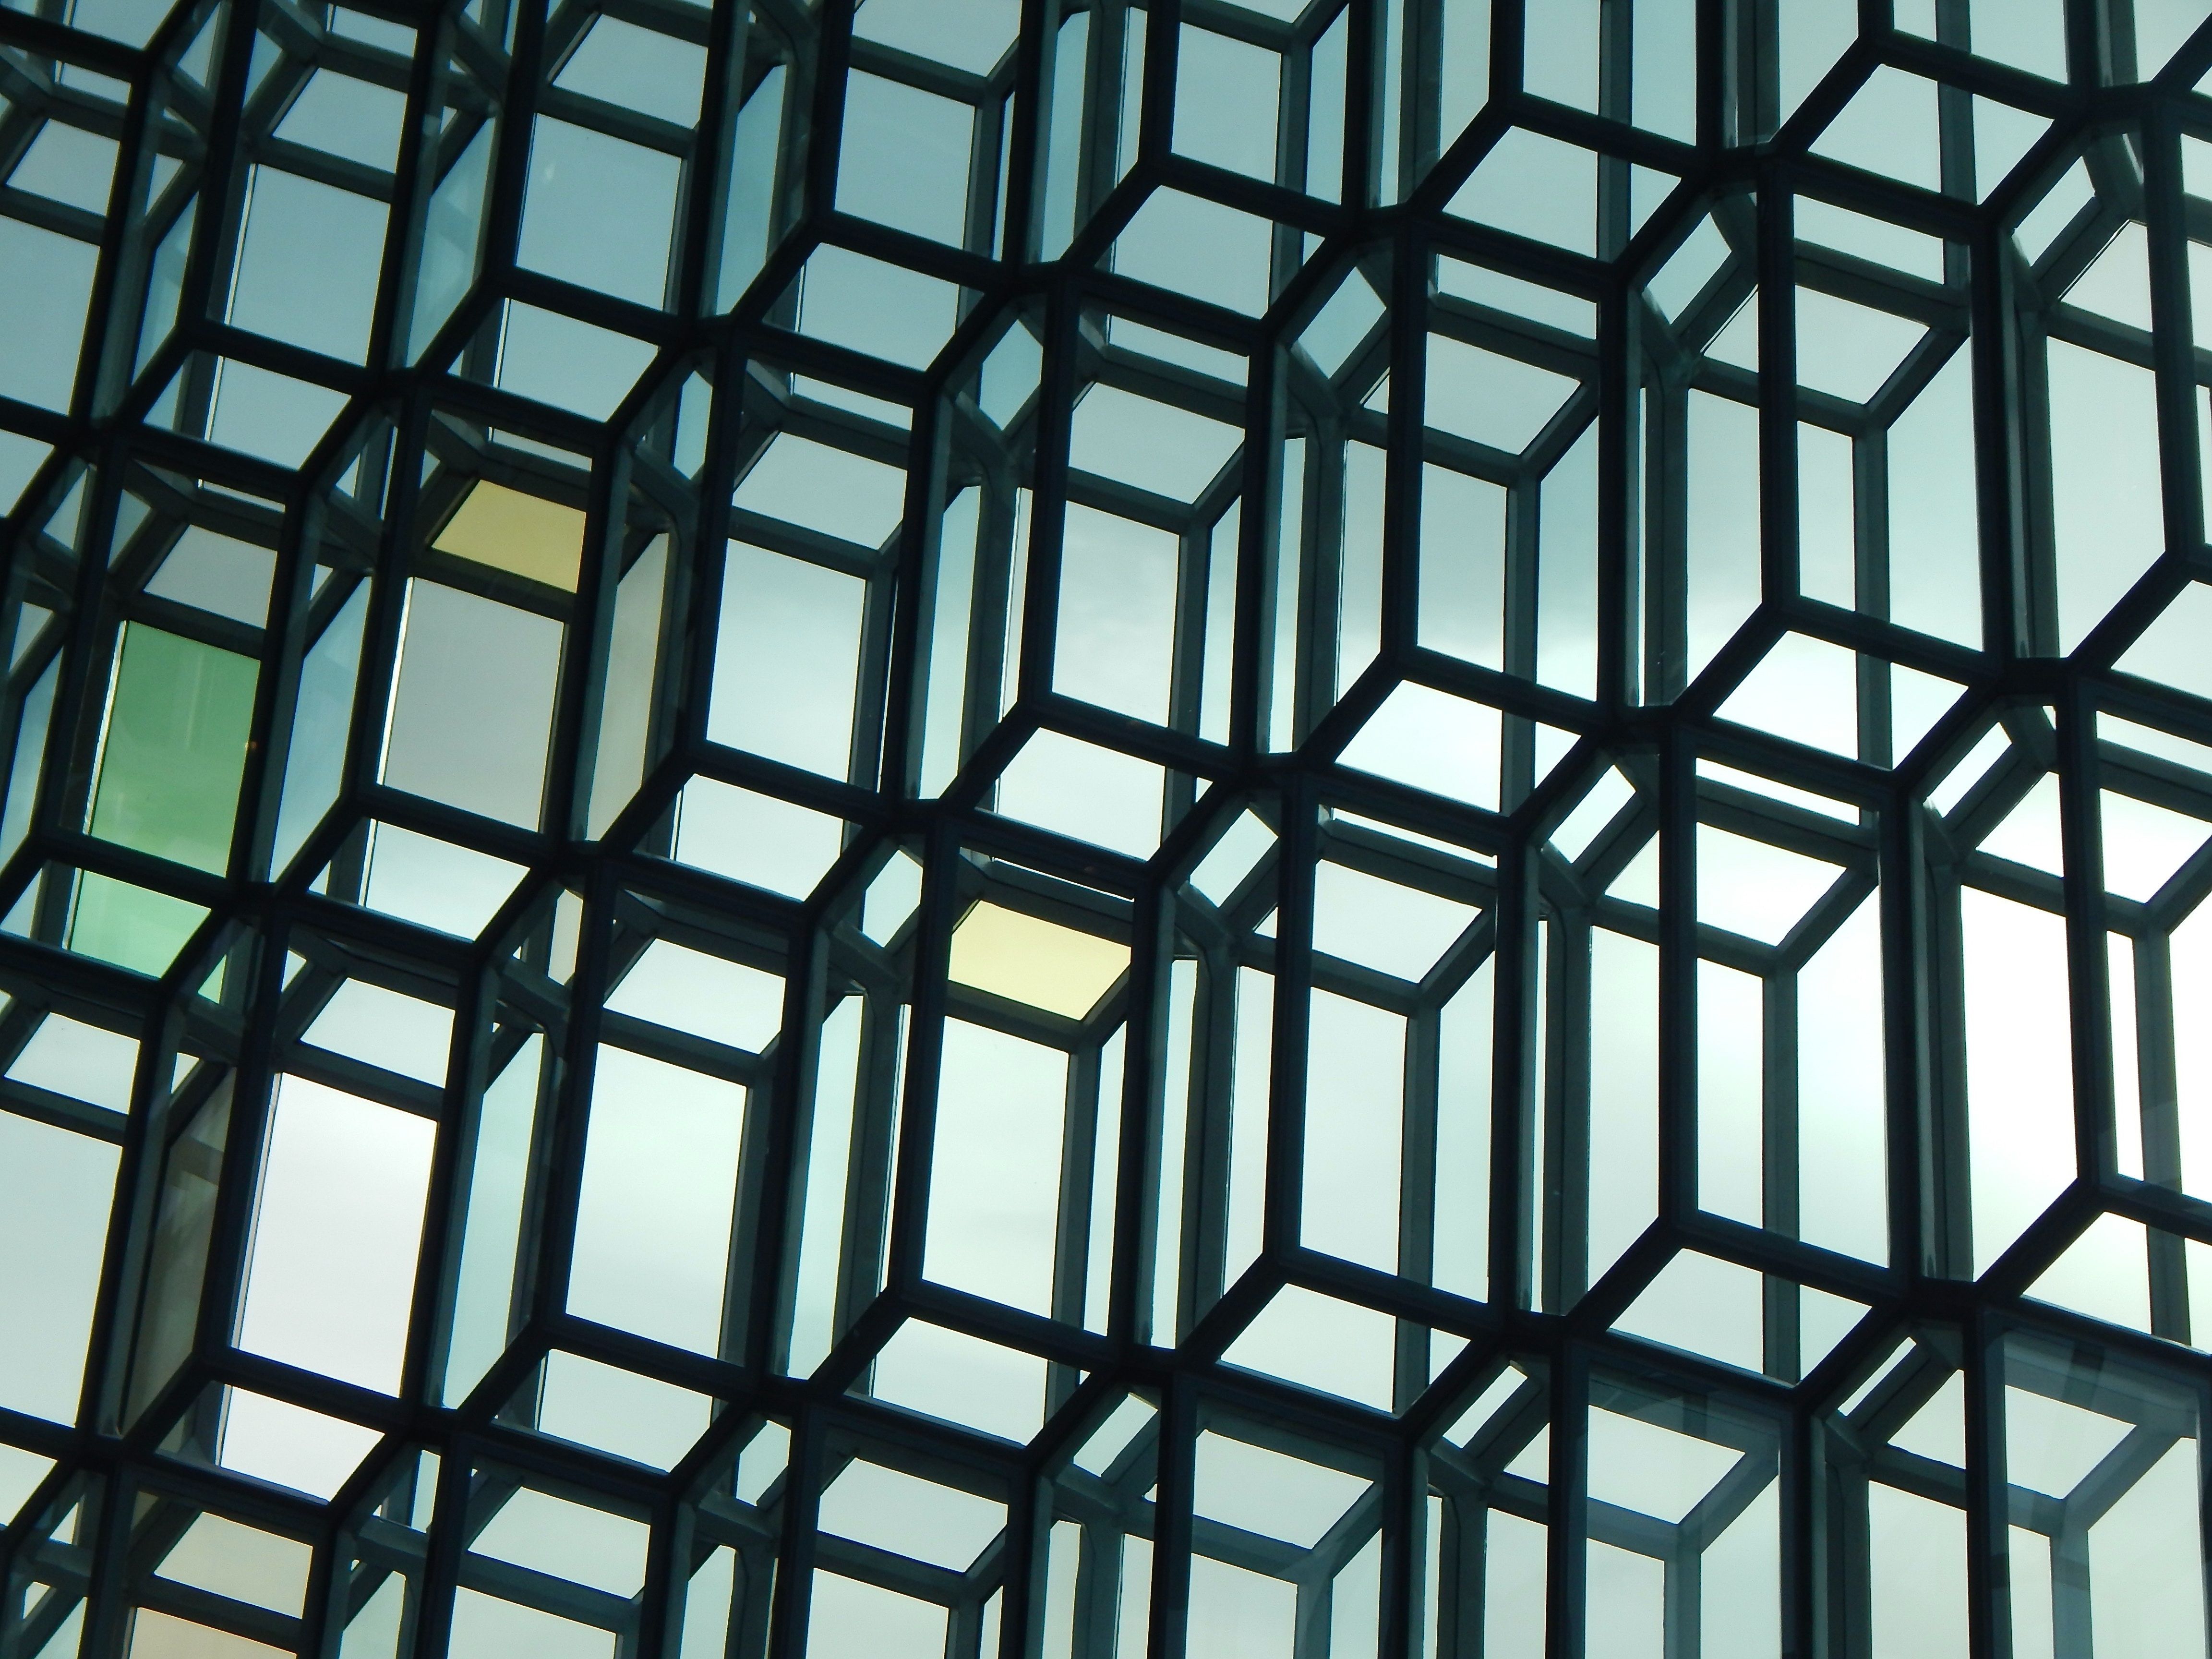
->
[[431, 480, 586, 590], [948, 902, 1129, 1020], [128, 1608, 289, 1659]]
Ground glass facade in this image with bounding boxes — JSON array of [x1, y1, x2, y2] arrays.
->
[[1, 0, 2212, 1655]]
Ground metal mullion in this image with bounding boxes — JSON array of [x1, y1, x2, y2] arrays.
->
[[66, 1474, 136, 1659], [1411, 421, 1530, 491], [822, 980, 904, 1353], [1370, 1433, 1423, 1659], [1141, 1375, 1199, 1659], [278, 1042, 445, 1117], [1279, 0, 1317, 218], [1260, 771, 1318, 1273], [762, 396, 916, 470], [1544, 1338, 1590, 1659], [2097, 750, 2212, 828], [842, 37, 995, 106], [1972, 218, 2041, 661], [1061, 470, 1206, 537], [1004, 284, 1080, 725], [1067, 1503, 1126, 1659], [0, 7, 144, 77], [804, 1533, 969, 1605], [2128, 926, 2183, 1190], [23, 491, 139, 965], [1081, 260, 1274, 353], [1652, 722, 1700, 1281], [1761, 964, 1803, 1390], [1225, 334, 1286, 762], [1164, 519, 1214, 805], [988, 0, 1057, 266], [594, 1012, 759, 1087], [62, 43, 167, 422], [1296, 412, 1347, 736], [2050, 697, 2123, 1302], [1497, 437, 1541, 713], [1090, 346, 1253, 425], [991, 1460, 1051, 1659], [1049, 1038, 1102, 1355], [1429, 287, 1601, 363], [486, 396, 615, 849], [2140, 103, 2211, 573], [1542, 911, 1591, 1311], [1472, 818, 1538, 1322], [2035, 298, 2168, 372], [305, 32, 423, 94], [511, 856, 616, 1394], [1695, 778, 1879, 863], [875, 817, 962, 1305], [531, 84, 696, 157], [1177, 0, 1304, 52], [1325, 821, 1499, 906], [1306, 951, 1426, 1019], [1108, 874, 1175, 1348], [1587, 215, 1639, 721], [1181, 942, 1242, 1321], [1793, 240, 1972, 330], [1862, 779, 1931, 1305], [398, 952, 499, 1431], [171, 911, 292, 1455], [1641, 368, 1691, 705], [1921, 846, 1987, 1286], [1396, 992, 1439, 1405], [1072, 0, 1129, 260], [1960, 1312, 2013, 1659], [362, 6, 461, 377], [720, 510, 887, 581], [72, 992, 193, 1467]]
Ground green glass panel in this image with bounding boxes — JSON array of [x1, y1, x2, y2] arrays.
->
[[67, 873, 210, 975], [88, 623, 257, 873]]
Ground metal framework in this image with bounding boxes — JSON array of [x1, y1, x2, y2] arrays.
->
[[1, 0, 2212, 1654]]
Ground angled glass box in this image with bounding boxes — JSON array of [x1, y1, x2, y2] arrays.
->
[[1, 0, 2212, 1656]]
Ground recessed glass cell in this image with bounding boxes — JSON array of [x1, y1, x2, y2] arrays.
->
[[145, 527, 277, 625], [1173, 28, 1280, 181], [854, 0, 1021, 74], [947, 902, 1127, 1019], [553, 17, 707, 125], [227, 167, 387, 361], [273, 71, 407, 169], [1426, 336, 1578, 453], [1068, 384, 1242, 500], [7, 122, 118, 214], [0, 1110, 118, 1420], [381, 580, 562, 827], [236, 1075, 435, 1393], [431, 481, 587, 589], [794, 244, 962, 367], [569, 1044, 745, 1354], [708, 541, 866, 775], [0, 218, 97, 409], [88, 624, 256, 873], [516, 118, 679, 307], [1109, 188, 1278, 314], [836, 71, 973, 244]]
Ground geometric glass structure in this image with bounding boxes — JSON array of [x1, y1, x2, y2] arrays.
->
[[3, 0, 2212, 1654]]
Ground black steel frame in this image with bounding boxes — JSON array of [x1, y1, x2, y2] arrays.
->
[[2, 0, 2212, 1656]]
